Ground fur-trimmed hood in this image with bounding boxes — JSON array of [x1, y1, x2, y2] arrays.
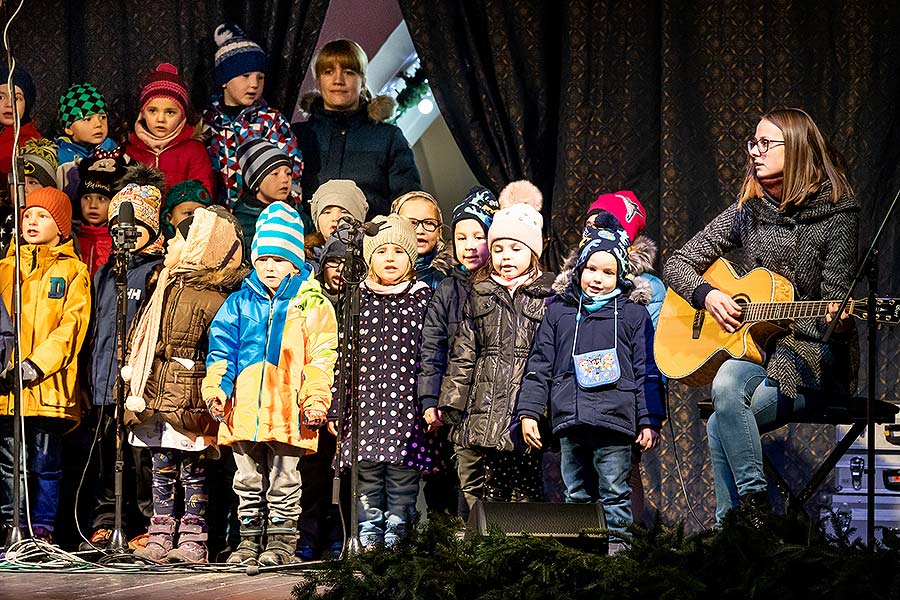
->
[[552, 233, 659, 306], [179, 264, 248, 292], [299, 92, 397, 124]]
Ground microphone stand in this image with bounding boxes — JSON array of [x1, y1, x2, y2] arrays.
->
[[823, 183, 900, 550], [108, 218, 138, 552], [331, 222, 367, 558]]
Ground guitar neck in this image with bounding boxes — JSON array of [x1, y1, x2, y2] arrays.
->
[[742, 300, 848, 323]]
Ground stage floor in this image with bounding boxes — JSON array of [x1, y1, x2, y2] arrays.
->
[[0, 569, 310, 600]]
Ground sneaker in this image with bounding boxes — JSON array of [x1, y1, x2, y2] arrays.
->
[[79, 528, 113, 551], [328, 541, 343, 559], [31, 525, 54, 544], [128, 532, 150, 550]]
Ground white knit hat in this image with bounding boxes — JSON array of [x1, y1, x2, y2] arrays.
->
[[487, 180, 544, 257]]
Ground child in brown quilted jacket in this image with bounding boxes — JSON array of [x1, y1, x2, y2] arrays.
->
[[123, 206, 246, 563]]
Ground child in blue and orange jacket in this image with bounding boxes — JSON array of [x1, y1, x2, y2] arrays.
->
[[203, 202, 337, 566]]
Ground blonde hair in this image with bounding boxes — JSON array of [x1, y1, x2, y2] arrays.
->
[[314, 40, 372, 103], [738, 108, 851, 209], [367, 244, 414, 285]]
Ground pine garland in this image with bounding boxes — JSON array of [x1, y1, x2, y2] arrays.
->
[[292, 511, 900, 599]]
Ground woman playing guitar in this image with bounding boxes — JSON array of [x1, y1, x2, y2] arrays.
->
[[664, 108, 859, 524]]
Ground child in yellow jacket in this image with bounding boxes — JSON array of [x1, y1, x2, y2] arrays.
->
[[0, 187, 91, 543], [203, 202, 337, 566]]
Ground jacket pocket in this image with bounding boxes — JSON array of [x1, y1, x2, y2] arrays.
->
[[549, 372, 575, 426]]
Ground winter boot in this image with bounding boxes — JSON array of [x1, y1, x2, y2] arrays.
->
[[258, 518, 299, 566], [226, 517, 265, 565], [132, 516, 176, 563], [167, 515, 208, 563]]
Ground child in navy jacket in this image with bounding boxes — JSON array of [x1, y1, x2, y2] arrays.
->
[[516, 218, 664, 547]]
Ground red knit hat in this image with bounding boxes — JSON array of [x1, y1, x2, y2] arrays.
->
[[24, 187, 72, 238], [587, 190, 647, 242], [139, 63, 189, 113]]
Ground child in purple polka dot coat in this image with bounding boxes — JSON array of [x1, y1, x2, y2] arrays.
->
[[328, 213, 433, 548]]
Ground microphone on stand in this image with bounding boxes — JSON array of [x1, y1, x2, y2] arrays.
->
[[112, 201, 139, 252], [338, 215, 383, 237]]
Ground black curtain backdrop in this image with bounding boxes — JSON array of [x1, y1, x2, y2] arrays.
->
[[401, 0, 900, 528], [4, 0, 328, 140]]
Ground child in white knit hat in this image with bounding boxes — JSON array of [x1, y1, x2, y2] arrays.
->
[[437, 180, 555, 511], [328, 213, 433, 549]]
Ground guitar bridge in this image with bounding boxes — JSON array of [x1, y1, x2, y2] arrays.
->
[[692, 310, 705, 339]]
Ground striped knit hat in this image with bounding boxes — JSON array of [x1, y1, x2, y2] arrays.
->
[[214, 23, 267, 86], [251, 201, 306, 270], [237, 138, 291, 193], [140, 63, 189, 113], [59, 82, 107, 128]]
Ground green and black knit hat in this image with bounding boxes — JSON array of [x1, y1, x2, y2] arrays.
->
[[59, 82, 108, 128]]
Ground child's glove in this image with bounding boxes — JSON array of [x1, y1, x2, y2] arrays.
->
[[206, 390, 227, 423], [304, 408, 327, 430]]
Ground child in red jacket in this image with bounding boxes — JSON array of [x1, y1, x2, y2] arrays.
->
[[126, 63, 215, 195], [74, 155, 126, 276]]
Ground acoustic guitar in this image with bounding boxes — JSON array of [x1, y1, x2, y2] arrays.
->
[[654, 258, 900, 387]]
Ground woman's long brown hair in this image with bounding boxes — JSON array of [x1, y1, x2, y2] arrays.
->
[[738, 108, 851, 209]]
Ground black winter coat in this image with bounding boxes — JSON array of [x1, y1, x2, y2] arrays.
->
[[417, 267, 471, 410], [294, 95, 421, 218], [516, 294, 665, 437], [90, 252, 163, 406], [439, 272, 556, 451]]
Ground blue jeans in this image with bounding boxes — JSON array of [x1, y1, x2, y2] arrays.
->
[[559, 426, 633, 542], [708, 359, 808, 524], [0, 417, 65, 530], [357, 460, 419, 547]]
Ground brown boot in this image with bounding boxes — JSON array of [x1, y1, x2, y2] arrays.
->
[[258, 518, 299, 566], [132, 516, 176, 563], [226, 517, 264, 565], [167, 515, 208, 563]]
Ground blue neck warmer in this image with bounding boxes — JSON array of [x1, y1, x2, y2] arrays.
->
[[581, 288, 621, 312]]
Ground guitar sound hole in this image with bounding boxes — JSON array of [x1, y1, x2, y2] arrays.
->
[[732, 295, 750, 323]]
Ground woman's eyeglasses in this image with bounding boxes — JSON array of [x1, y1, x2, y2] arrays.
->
[[746, 138, 785, 154]]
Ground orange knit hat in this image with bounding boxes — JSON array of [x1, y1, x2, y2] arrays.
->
[[24, 187, 72, 238]]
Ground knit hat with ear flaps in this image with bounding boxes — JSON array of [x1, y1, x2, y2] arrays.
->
[[21, 138, 58, 189], [576, 212, 632, 291], [363, 213, 417, 267], [488, 180, 544, 257], [310, 179, 368, 229], [587, 190, 647, 243], [175, 206, 244, 272], [451, 185, 499, 235], [140, 63, 190, 113], [109, 183, 162, 237], [251, 201, 306, 271], [24, 187, 72, 239], [59, 82, 107, 128], [213, 23, 267, 86]]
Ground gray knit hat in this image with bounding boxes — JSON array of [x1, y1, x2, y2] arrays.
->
[[310, 179, 368, 230], [363, 214, 417, 267]]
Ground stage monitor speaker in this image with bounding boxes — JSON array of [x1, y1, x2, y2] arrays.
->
[[467, 501, 607, 539]]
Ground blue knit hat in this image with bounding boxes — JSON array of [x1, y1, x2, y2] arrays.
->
[[451, 186, 499, 235], [0, 65, 35, 120], [576, 213, 631, 290], [214, 23, 267, 86], [251, 201, 305, 270]]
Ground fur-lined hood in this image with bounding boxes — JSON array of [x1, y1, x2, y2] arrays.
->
[[552, 233, 659, 306], [178, 264, 248, 291], [299, 92, 397, 124]]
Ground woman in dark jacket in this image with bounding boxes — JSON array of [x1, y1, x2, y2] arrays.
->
[[293, 40, 421, 219], [664, 108, 859, 525]]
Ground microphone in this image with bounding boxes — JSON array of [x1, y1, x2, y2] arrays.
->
[[339, 215, 383, 237], [112, 201, 139, 251]]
